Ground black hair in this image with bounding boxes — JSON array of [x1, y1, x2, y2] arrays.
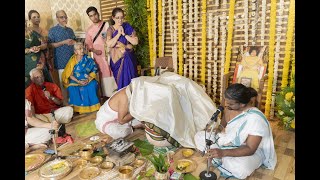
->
[[86, 6, 98, 16], [109, 7, 124, 25], [224, 83, 258, 104], [249, 46, 260, 55], [28, 10, 40, 20]]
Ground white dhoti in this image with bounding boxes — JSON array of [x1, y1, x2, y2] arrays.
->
[[95, 96, 140, 139], [35, 106, 74, 124], [25, 127, 51, 145], [194, 108, 277, 179]]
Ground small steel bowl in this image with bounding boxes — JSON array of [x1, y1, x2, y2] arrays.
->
[[118, 165, 134, 179], [89, 156, 103, 166], [100, 161, 114, 172]]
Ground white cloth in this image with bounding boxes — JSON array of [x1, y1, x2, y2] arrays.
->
[[194, 107, 277, 179], [25, 99, 51, 145], [128, 72, 217, 148], [34, 106, 74, 124], [95, 90, 134, 139]]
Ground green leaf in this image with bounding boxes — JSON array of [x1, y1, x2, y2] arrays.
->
[[184, 173, 199, 180], [133, 139, 154, 156]]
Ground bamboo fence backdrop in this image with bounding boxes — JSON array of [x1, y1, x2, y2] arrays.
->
[[100, 0, 295, 117]]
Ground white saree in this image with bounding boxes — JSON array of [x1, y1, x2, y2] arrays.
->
[[194, 107, 277, 179], [128, 72, 217, 148]]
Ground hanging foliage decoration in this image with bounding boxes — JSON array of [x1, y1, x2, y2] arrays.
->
[[124, 0, 149, 68]]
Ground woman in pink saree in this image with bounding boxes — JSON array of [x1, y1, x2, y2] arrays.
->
[[106, 8, 138, 90]]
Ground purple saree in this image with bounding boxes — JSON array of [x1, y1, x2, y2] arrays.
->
[[108, 22, 138, 90]]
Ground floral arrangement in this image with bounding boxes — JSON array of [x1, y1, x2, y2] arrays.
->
[[275, 79, 295, 130]]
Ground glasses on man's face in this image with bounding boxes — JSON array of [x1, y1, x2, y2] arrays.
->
[[58, 16, 68, 19]]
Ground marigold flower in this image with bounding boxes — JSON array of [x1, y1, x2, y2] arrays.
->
[[285, 92, 294, 101]]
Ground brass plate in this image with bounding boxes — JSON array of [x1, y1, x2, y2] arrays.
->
[[25, 153, 46, 171], [79, 166, 101, 179], [39, 159, 73, 179], [174, 159, 197, 173]]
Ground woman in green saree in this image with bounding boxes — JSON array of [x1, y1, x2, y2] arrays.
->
[[25, 19, 52, 88]]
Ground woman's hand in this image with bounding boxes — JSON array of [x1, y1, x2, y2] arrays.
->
[[206, 148, 225, 159], [78, 79, 89, 86], [118, 26, 125, 36]]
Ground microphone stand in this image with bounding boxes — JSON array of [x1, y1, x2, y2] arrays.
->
[[49, 110, 59, 158], [199, 122, 218, 180]]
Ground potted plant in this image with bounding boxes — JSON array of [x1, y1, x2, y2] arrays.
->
[[146, 153, 170, 180]]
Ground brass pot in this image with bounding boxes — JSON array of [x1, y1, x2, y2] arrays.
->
[[100, 161, 114, 172], [89, 156, 103, 166], [79, 149, 93, 160], [118, 165, 134, 179]]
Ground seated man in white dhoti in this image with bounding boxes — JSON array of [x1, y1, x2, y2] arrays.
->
[[94, 86, 143, 140], [25, 68, 74, 137], [25, 99, 59, 153], [194, 83, 277, 179]]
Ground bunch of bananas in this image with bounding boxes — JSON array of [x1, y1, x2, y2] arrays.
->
[[176, 161, 191, 171]]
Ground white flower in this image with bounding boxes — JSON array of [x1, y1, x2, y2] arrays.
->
[[278, 110, 284, 115]]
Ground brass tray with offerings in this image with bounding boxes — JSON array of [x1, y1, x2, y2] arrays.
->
[[39, 159, 73, 179], [25, 153, 46, 172], [174, 159, 197, 173]]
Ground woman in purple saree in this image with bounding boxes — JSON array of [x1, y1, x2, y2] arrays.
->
[[106, 8, 138, 90]]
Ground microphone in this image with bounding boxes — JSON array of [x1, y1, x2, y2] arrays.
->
[[210, 106, 224, 122]]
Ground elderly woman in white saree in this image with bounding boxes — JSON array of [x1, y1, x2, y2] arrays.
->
[[194, 83, 276, 179]]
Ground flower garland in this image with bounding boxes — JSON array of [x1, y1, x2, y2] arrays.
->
[[270, 0, 285, 119], [244, 0, 249, 46], [224, 0, 235, 74], [213, 15, 219, 102], [215, 0, 219, 6], [207, 13, 213, 95], [158, 0, 162, 57], [281, 0, 295, 88], [153, 0, 157, 61], [168, 0, 174, 43], [250, 0, 257, 46], [260, 0, 267, 46], [289, 45, 295, 88], [147, 0, 153, 69], [162, 0, 165, 57], [264, 0, 277, 118], [200, 0, 207, 83], [188, 0, 193, 78], [219, 13, 227, 101], [178, 0, 183, 75], [193, 0, 199, 80], [172, 0, 178, 73]]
